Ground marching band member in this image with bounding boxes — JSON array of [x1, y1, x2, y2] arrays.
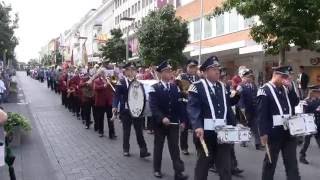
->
[[149, 60, 188, 180], [299, 85, 320, 164], [59, 68, 68, 108], [238, 68, 263, 150], [79, 72, 94, 129], [187, 56, 236, 180], [112, 62, 150, 157], [93, 70, 115, 138], [176, 59, 200, 155], [68, 68, 81, 118], [257, 66, 300, 180]]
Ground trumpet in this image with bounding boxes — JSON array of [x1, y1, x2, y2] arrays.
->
[[102, 75, 116, 92]]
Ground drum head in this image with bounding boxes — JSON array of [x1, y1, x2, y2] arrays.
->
[[128, 80, 146, 118]]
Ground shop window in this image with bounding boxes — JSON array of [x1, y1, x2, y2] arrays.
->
[[138, 1, 141, 11]]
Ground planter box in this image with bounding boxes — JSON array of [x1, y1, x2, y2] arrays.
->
[[9, 127, 21, 147]]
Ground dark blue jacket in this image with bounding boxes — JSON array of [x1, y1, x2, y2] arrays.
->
[[187, 80, 236, 131], [257, 83, 299, 139], [149, 82, 183, 126], [112, 78, 131, 112]]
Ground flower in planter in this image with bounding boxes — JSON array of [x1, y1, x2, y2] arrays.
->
[[4, 112, 31, 136]]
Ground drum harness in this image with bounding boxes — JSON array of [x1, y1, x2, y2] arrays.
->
[[266, 82, 292, 130], [200, 79, 227, 131]]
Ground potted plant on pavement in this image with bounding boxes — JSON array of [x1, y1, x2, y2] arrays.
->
[[4, 112, 31, 146]]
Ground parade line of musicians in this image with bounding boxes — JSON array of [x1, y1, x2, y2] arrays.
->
[[27, 56, 320, 180]]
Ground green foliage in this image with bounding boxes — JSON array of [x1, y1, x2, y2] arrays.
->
[[4, 112, 31, 135], [0, 2, 19, 66], [41, 54, 52, 66], [100, 28, 126, 64], [137, 5, 189, 66], [211, 0, 320, 65]]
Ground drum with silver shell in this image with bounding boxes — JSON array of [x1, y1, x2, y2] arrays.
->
[[127, 80, 159, 118], [287, 114, 317, 136], [215, 125, 251, 144]]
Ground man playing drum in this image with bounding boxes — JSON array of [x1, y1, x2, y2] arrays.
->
[[187, 56, 236, 180], [257, 66, 300, 180]]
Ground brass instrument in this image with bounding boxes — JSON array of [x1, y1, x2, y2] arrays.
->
[[175, 79, 191, 95]]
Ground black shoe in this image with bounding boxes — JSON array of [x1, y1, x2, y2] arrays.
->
[[231, 168, 244, 175], [174, 172, 188, 180], [123, 152, 130, 157], [255, 144, 265, 151], [99, 134, 104, 137], [140, 151, 151, 158], [154, 171, 162, 178], [181, 149, 189, 155], [300, 156, 309, 164], [109, 135, 117, 139]]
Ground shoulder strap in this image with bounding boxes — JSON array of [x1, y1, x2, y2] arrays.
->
[[201, 79, 216, 120]]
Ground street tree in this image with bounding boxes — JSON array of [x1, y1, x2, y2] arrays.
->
[[137, 5, 189, 66], [0, 2, 19, 67], [100, 28, 126, 64], [212, 0, 320, 65]]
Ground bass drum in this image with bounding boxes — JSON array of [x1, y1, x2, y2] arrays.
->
[[128, 80, 159, 118]]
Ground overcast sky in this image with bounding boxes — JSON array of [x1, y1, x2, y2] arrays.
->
[[5, 0, 102, 62]]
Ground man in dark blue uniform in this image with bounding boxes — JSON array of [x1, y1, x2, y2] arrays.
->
[[257, 66, 300, 180], [187, 56, 236, 180], [299, 85, 320, 164], [112, 62, 150, 158], [149, 60, 188, 180], [176, 59, 200, 155], [238, 68, 262, 150]]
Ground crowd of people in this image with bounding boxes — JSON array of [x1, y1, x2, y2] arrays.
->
[[27, 57, 320, 180]]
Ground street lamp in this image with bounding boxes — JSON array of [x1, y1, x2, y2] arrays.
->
[[120, 17, 135, 62], [198, 0, 204, 65]]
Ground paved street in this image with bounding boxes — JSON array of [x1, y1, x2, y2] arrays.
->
[[2, 71, 320, 180]]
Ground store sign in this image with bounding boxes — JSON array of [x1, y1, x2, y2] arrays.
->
[[95, 34, 108, 43], [310, 57, 320, 65]]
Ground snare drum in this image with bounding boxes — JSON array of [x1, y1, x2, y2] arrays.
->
[[127, 80, 159, 118], [215, 125, 251, 144], [287, 114, 317, 136]]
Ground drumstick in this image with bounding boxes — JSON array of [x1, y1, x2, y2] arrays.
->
[[200, 137, 209, 157], [265, 143, 272, 164]]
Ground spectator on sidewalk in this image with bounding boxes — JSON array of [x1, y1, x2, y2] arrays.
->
[[0, 76, 6, 104], [297, 66, 309, 99]]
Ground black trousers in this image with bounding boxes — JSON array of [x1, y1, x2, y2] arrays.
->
[[71, 96, 80, 116], [120, 110, 147, 152], [94, 106, 115, 136], [262, 136, 300, 180], [153, 125, 184, 174], [194, 132, 232, 180], [300, 134, 320, 157], [81, 101, 92, 127], [50, 80, 54, 90], [180, 128, 189, 151], [61, 91, 67, 107], [47, 78, 50, 88]]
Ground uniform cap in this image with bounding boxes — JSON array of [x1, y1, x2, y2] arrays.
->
[[199, 56, 220, 71], [186, 59, 198, 66], [123, 62, 136, 69], [272, 66, 291, 76], [156, 60, 172, 72]]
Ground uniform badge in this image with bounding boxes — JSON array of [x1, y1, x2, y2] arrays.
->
[[188, 84, 198, 94], [257, 88, 266, 96]]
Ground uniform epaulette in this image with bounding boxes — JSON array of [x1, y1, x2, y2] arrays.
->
[[188, 84, 198, 94], [257, 87, 266, 96]]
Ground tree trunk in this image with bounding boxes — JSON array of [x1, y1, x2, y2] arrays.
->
[[278, 47, 286, 66]]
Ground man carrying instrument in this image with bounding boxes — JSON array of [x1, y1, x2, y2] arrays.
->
[[176, 59, 200, 155], [257, 66, 300, 180], [187, 56, 236, 180], [149, 60, 188, 180], [93, 70, 116, 138], [112, 62, 150, 157], [299, 85, 320, 164]]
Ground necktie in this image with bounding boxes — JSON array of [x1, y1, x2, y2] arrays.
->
[[166, 83, 170, 91]]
